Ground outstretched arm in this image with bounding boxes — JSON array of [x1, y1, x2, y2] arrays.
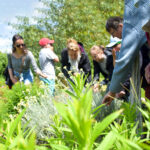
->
[[102, 0, 149, 105]]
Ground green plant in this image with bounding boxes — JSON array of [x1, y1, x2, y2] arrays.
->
[[0, 109, 47, 150], [0, 101, 8, 128], [0, 52, 7, 75], [110, 118, 142, 150], [0, 80, 45, 115], [139, 100, 150, 147], [21, 90, 56, 141], [50, 74, 123, 149]]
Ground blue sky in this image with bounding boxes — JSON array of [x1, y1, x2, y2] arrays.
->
[[0, 0, 43, 53]]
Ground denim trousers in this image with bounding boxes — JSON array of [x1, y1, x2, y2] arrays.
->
[[13, 69, 33, 85]]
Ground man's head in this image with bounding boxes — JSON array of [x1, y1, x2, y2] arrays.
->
[[106, 16, 123, 39], [67, 38, 81, 60], [90, 45, 105, 62], [39, 38, 54, 50]]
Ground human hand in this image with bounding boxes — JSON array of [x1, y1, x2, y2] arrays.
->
[[145, 63, 150, 84], [102, 91, 116, 106], [42, 74, 48, 78], [11, 76, 18, 84], [93, 83, 100, 92], [116, 90, 125, 99]]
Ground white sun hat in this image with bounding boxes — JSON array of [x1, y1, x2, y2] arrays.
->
[[106, 37, 122, 48]]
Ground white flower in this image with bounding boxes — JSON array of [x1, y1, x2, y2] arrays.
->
[[58, 73, 64, 78], [63, 66, 67, 69]]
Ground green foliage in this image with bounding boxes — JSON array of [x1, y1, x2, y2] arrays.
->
[[121, 102, 137, 123], [0, 101, 7, 127], [37, 0, 124, 50], [0, 109, 47, 150], [139, 100, 150, 140], [0, 74, 150, 149], [0, 80, 45, 115], [10, 0, 124, 60], [10, 16, 49, 60], [21, 90, 56, 141], [0, 52, 7, 75], [53, 74, 122, 149]]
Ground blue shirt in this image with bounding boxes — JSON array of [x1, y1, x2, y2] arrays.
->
[[109, 0, 150, 93]]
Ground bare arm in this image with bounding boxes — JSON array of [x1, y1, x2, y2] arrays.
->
[[35, 69, 47, 78], [53, 56, 59, 63], [8, 68, 18, 84]]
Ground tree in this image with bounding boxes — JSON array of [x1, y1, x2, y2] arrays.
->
[[36, 0, 124, 51], [11, 0, 124, 57]]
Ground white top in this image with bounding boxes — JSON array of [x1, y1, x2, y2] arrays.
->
[[98, 55, 109, 75], [39, 48, 58, 79]]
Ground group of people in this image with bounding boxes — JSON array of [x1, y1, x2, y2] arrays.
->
[[7, 35, 59, 95], [7, 0, 150, 104]]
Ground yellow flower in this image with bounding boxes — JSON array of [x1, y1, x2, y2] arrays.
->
[[58, 73, 64, 78], [68, 71, 72, 75], [101, 85, 107, 91], [63, 66, 67, 69]]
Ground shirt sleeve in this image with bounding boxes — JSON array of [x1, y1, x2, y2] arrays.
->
[[47, 50, 58, 60], [28, 51, 40, 73], [109, 23, 146, 93], [7, 54, 12, 69]]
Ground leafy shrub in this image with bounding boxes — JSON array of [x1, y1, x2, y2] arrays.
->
[[13, 80, 68, 141], [0, 109, 48, 150], [48, 74, 123, 149], [0, 80, 45, 115], [21, 91, 57, 141], [0, 52, 7, 75]]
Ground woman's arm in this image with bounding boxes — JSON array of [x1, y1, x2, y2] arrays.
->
[[36, 70, 48, 78], [7, 54, 18, 84], [28, 51, 47, 78], [8, 68, 18, 84]]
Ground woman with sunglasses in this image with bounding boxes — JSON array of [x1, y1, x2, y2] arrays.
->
[[7, 34, 47, 86]]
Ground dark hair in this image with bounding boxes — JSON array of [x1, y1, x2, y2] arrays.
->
[[12, 34, 24, 53], [106, 16, 123, 32]]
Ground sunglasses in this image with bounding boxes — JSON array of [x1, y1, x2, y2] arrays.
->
[[16, 44, 25, 48]]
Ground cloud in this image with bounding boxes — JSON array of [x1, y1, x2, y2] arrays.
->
[[0, 37, 12, 53], [29, 1, 46, 24]]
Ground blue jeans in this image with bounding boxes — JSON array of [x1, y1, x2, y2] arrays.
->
[[13, 69, 33, 85], [40, 77, 55, 96]]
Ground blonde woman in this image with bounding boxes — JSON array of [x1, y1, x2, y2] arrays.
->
[[61, 38, 91, 83]]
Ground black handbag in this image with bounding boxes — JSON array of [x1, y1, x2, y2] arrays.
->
[[3, 66, 13, 87]]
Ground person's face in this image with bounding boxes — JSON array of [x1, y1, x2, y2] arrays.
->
[[112, 43, 121, 52], [109, 24, 123, 39], [68, 49, 79, 60], [14, 39, 25, 52], [91, 50, 105, 62], [46, 43, 54, 51]]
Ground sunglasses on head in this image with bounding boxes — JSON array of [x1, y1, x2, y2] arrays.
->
[[16, 44, 25, 48]]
